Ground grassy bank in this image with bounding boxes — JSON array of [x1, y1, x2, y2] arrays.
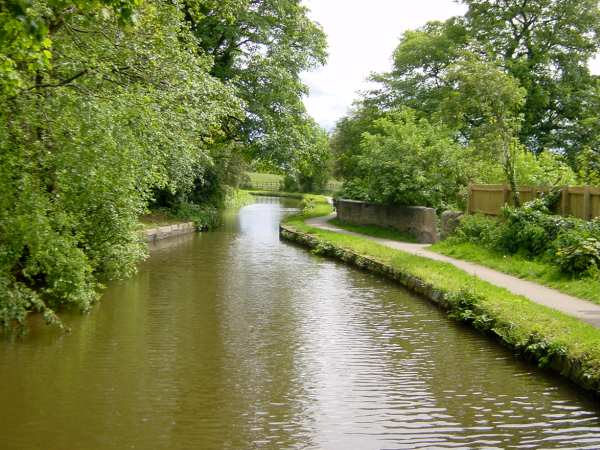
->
[[431, 241, 600, 306], [329, 218, 417, 243], [247, 172, 283, 185], [246, 190, 329, 203], [281, 200, 600, 396]]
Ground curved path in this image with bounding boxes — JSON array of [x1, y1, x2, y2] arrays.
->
[[307, 214, 600, 329]]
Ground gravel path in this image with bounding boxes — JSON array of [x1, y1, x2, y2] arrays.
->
[[307, 214, 600, 328]]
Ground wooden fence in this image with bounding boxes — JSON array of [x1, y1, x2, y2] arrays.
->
[[240, 181, 281, 191], [241, 180, 342, 193], [468, 184, 600, 220]]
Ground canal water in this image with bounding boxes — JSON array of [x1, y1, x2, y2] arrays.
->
[[2, 197, 600, 449]]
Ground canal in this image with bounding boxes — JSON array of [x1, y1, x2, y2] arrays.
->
[[2, 197, 600, 449]]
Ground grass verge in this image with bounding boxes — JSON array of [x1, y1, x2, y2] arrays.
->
[[246, 172, 283, 184], [246, 190, 330, 203], [281, 201, 600, 396], [329, 218, 417, 243], [430, 241, 600, 306]]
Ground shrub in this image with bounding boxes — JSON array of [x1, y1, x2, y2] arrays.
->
[[171, 203, 219, 230], [555, 236, 600, 276], [497, 199, 577, 256], [554, 219, 600, 276], [450, 214, 500, 247], [449, 200, 600, 278], [354, 108, 469, 208]]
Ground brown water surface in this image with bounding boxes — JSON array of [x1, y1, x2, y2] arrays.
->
[[2, 197, 600, 449]]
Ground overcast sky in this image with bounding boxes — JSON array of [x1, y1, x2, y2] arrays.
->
[[301, 0, 600, 130]]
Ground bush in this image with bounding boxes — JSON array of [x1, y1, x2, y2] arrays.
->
[[352, 108, 469, 209], [554, 218, 600, 276], [449, 200, 600, 278], [555, 235, 600, 276], [497, 199, 577, 257], [450, 214, 500, 247], [172, 203, 219, 231]]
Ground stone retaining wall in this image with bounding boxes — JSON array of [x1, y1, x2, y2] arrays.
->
[[334, 199, 438, 243], [144, 222, 196, 242]]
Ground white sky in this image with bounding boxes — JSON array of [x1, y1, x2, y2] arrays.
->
[[301, 0, 600, 130]]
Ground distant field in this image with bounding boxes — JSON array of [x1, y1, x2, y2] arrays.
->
[[247, 172, 283, 184], [245, 172, 342, 193]]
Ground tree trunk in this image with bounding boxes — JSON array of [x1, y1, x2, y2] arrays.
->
[[503, 140, 520, 207]]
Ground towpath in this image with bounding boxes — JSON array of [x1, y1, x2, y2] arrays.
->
[[307, 214, 600, 329]]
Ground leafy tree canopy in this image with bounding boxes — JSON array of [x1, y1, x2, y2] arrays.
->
[[0, 0, 330, 332], [183, 0, 327, 166], [367, 0, 600, 159]]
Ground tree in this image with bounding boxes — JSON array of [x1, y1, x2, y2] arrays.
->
[[367, 18, 468, 115], [0, 0, 141, 97], [353, 108, 469, 209], [329, 103, 381, 180], [464, 0, 600, 156], [182, 0, 328, 166], [282, 120, 332, 193], [368, 0, 600, 162], [0, 1, 241, 331], [443, 56, 527, 205]]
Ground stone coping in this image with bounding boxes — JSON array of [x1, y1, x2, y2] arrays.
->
[[144, 222, 196, 242]]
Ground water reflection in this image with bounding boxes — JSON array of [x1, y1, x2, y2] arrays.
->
[[1, 197, 599, 449]]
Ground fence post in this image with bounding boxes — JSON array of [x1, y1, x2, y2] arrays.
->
[[467, 184, 473, 214], [561, 187, 569, 216], [584, 186, 592, 220], [502, 184, 510, 206]]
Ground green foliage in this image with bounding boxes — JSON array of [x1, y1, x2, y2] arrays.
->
[[554, 220, 600, 276], [347, 108, 469, 208], [450, 200, 600, 277], [464, 0, 600, 156], [170, 203, 219, 231], [449, 214, 500, 247], [369, 0, 600, 159], [1, 0, 330, 333], [335, 0, 600, 200], [0, 1, 243, 333], [443, 55, 527, 204], [514, 151, 577, 186], [281, 121, 332, 193], [0, 0, 141, 97], [577, 147, 600, 186], [223, 189, 254, 209], [186, 0, 328, 168], [368, 19, 468, 115], [330, 104, 381, 180], [497, 199, 569, 256]]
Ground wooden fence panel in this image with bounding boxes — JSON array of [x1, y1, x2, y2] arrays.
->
[[592, 190, 600, 219], [241, 180, 342, 193], [568, 187, 586, 219], [468, 184, 600, 220]]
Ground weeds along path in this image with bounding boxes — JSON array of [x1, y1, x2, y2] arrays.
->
[[307, 214, 600, 329]]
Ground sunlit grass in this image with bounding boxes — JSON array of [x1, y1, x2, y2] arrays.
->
[[431, 241, 600, 306], [246, 172, 283, 184], [328, 218, 417, 243]]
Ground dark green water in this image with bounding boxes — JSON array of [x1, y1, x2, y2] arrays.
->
[[2, 197, 600, 449]]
